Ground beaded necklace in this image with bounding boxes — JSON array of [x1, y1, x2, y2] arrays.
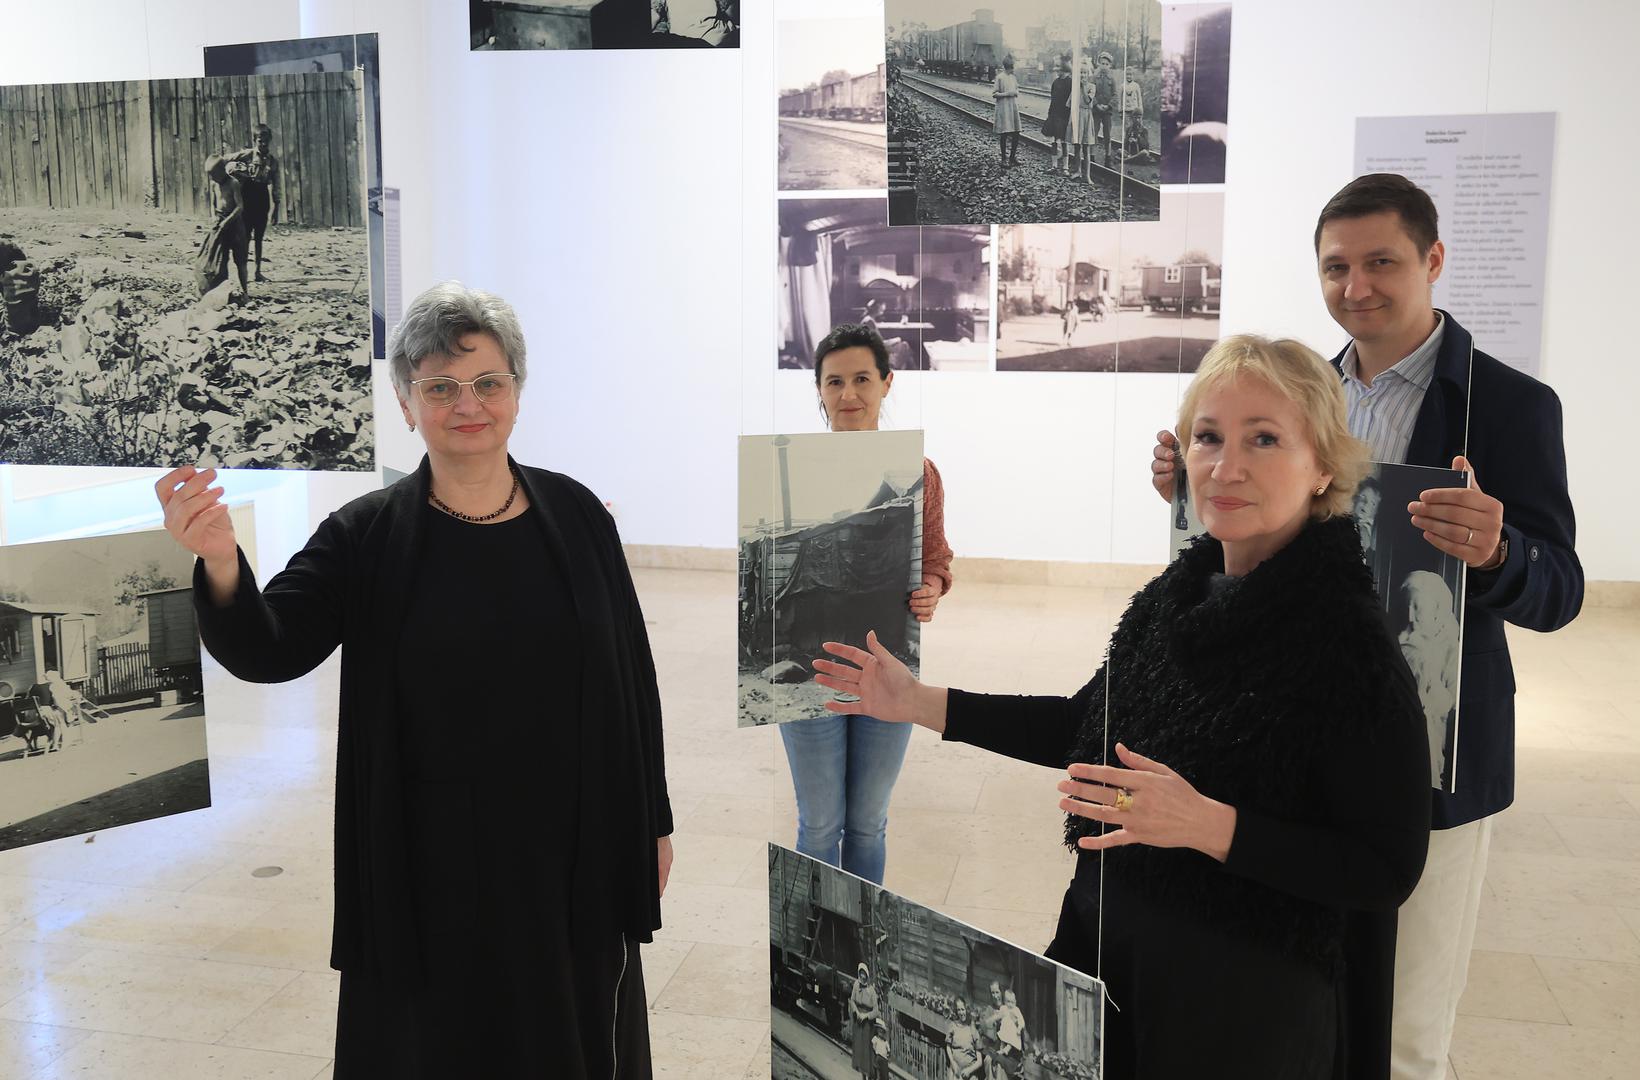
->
[[429, 467, 520, 523]]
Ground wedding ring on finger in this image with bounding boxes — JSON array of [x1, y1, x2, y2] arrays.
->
[[1465, 527, 1474, 546], [1114, 788, 1134, 812]]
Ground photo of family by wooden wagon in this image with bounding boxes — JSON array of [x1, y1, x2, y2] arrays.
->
[[771, 845, 1104, 1080], [0, 528, 211, 852]]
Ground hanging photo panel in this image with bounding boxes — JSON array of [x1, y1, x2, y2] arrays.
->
[[0, 73, 373, 471], [770, 844, 1106, 1078], [0, 523, 222, 851], [205, 32, 388, 360], [884, 0, 1162, 226], [739, 430, 924, 727]]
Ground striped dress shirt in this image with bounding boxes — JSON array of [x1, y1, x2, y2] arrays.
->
[[1339, 313, 1445, 464]]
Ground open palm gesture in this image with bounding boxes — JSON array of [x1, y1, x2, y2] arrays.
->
[[811, 630, 923, 725]]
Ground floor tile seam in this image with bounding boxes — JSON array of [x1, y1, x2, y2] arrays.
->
[[3, 1017, 96, 1080], [0, 912, 284, 962], [1540, 813, 1640, 859], [37, 966, 301, 1045], [1529, 952, 1640, 1031], [38, 1027, 335, 1068]]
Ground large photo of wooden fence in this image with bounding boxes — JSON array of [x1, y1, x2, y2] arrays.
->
[[0, 524, 218, 853], [770, 844, 1105, 1080], [0, 72, 373, 471]]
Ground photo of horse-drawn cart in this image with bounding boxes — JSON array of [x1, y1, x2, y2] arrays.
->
[[0, 528, 212, 852]]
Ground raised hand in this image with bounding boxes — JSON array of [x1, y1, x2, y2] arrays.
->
[[812, 630, 939, 728], [156, 467, 235, 561], [1150, 429, 1180, 503], [155, 466, 239, 604]]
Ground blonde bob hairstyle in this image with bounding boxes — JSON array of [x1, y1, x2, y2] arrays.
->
[[1176, 334, 1369, 520]]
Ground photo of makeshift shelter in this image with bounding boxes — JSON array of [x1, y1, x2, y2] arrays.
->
[[778, 197, 992, 372], [739, 431, 924, 727], [770, 844, 1105, 1079], [0, 526, 214, 852]]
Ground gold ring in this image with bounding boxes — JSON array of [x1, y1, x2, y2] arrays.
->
[[1466, 528, 1474, 546], [1114, 788, 1134, 812]]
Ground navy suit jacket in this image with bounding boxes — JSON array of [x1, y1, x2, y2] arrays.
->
[[1331, 311, 1583, 828]]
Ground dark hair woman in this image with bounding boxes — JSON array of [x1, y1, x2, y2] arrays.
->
[[776, 323, 954, 886]]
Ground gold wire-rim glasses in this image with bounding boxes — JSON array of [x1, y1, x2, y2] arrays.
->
[[408, 372, 518, 407]]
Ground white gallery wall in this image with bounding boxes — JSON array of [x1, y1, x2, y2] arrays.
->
[[3, 0, 1638, 583]]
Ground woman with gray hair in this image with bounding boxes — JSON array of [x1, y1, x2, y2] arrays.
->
[[152, 281, 673, 1078]]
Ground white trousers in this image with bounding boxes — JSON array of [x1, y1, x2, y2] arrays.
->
[[1390, 815, 1493, 1080]]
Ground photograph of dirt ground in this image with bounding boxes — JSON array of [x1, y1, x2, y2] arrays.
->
[[0, 74, 372, 471]]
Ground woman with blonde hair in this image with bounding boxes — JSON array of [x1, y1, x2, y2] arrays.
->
[[812, 335, 1430, 1077]]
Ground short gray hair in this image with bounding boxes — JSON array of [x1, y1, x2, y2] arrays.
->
[[389, 281, 527, 397]]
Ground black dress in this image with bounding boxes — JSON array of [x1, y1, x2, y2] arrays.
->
[[333, 507, 651, 1078], [1043, 74, 1072, 140]]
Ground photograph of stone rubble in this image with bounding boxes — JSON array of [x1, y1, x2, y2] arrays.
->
[[0, 74, 373, 471]]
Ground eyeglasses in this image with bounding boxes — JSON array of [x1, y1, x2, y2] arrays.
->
[[409, 372, 518, 407]]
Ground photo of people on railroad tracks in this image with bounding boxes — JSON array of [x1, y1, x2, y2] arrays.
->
[[0, 526, 216, 854], [739, 431, 924, 728], [997, 190, 1220, 371], [885, 0, 1162, 227], [771, 843, 1105, 1079], [778, 197, 993, 371], [0, 74, 373, 471], [778, 4, 888, 192]]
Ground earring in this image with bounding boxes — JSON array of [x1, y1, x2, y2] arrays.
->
[[1314, 484, 1327, 496], [408, 423, 415, 432]]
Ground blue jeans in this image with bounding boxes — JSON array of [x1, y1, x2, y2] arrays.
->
[[779, 714, 912, 885]]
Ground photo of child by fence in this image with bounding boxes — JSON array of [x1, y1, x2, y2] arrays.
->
[[0, 73, 373, 471]]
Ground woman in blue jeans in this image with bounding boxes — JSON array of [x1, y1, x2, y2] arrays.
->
[[781, 324, 954, 884]]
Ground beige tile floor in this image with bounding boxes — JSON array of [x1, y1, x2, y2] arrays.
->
[[0, 566, 1636, 1078]]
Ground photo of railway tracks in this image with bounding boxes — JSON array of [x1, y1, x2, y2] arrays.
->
[[778, 10, 888, 192], [886, 0, 1162, 226]]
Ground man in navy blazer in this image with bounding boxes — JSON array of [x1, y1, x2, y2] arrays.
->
[[1151, 173, 1582, 1079]]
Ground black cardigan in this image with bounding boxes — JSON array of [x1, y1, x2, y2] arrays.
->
[[194, 456, 673, 982], [943, 516, 1430, 1078]]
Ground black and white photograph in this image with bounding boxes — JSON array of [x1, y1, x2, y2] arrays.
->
[[885, 0, 1162, 226], [1353, 462, 1467, 793], [0, 526, 214, 852], [996, 190, 1221, 371], [739, 431, 923, 728], [0, 74, 373, 471], [205, 32, 388, 359], [770, 844, 1105, 1080], [471, 0, 740, 50], [778, 12, 888, 191], [1159, 3, 1231, 184], [1168, 461, 1206, 561], [779, 197, 993, 372]]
